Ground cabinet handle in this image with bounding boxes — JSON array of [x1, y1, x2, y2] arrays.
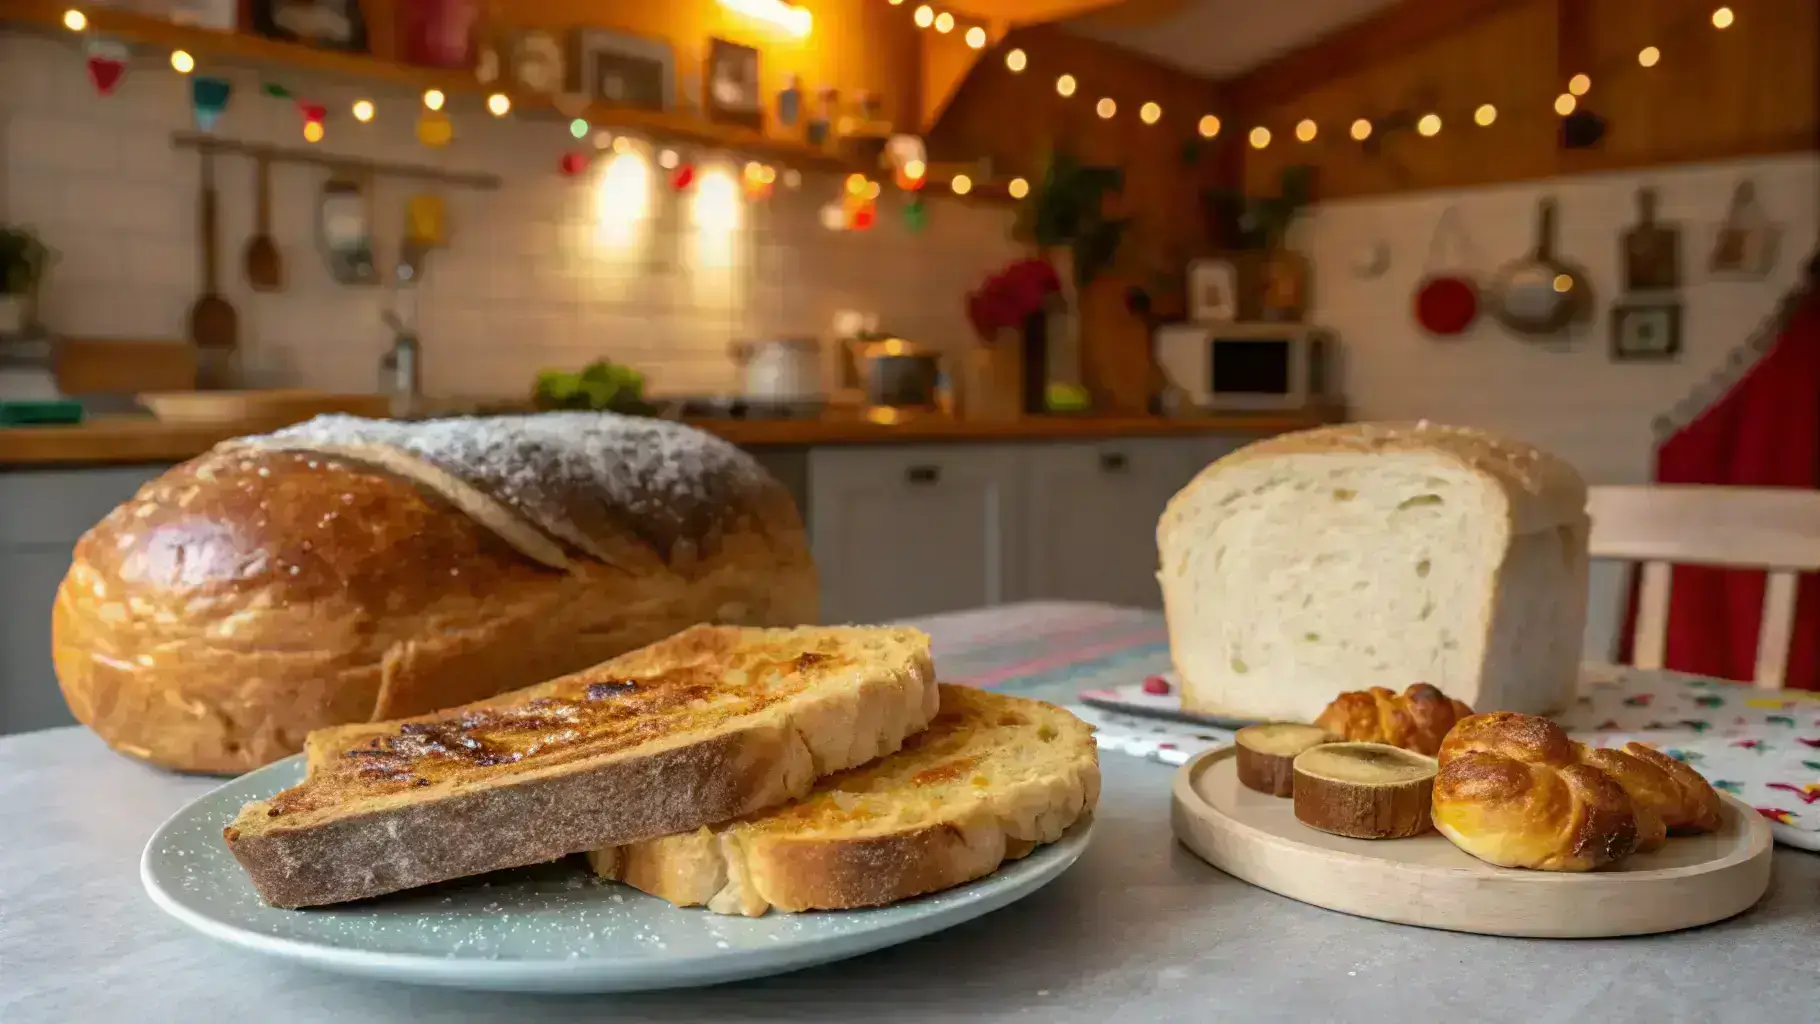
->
[[1099, 452, 1129, 473], [905, 465, 941, 485]]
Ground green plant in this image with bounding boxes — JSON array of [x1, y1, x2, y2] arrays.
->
[[1012, 148, 1130, 288], [533, 359, 654, 415], [0, 226, 51, 296], [1203, 165, 1315, 251]]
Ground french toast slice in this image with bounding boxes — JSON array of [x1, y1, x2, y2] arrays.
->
[[586, 684, 1099, 916], [226, 625, 938, 908]]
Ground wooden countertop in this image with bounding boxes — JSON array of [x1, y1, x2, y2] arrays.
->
[[0, 409, 1337, 469]]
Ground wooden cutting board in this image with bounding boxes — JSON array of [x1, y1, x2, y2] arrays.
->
[[1172, 746, 1771, 938], [138, 390, 391, 426]]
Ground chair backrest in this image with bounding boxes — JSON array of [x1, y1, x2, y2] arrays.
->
[[1587, 485, 1820, 689]]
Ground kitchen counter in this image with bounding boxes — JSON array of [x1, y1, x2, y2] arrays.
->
[[1, 603, 1815, 1024], [0, 408, 1337, 468]]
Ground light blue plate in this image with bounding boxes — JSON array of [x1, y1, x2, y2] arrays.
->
[[142, 754, 1094, 994]]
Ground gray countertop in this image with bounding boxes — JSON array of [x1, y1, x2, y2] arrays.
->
[[3, 725, 1818, 1024]]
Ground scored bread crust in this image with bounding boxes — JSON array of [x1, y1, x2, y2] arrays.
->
[[229, 625, 937, 909], [586, 685, 1100, 916], [54, 412, 818, 775]]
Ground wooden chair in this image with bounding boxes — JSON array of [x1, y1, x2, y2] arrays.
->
[[1587, 485, 1820, 689]]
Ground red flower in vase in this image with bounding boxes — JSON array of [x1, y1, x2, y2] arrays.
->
[[966, 258, 1062, 342]]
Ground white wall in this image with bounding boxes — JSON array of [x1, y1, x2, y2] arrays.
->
[[0, 33, 1022, 397], [1296, 152, 1819, 656]]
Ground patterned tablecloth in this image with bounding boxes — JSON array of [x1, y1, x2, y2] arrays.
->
[[922, 602, 1820, 852]]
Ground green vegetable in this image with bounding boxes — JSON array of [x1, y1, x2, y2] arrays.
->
[[533, 360, 653, 414]]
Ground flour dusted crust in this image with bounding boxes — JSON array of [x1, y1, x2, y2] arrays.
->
[[586, 686, 1100, 916], [1157, 421, 1590, 724], [54, 413, 818, 774]]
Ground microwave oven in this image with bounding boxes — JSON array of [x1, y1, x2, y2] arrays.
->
[[1153, 321, 1337, 411]]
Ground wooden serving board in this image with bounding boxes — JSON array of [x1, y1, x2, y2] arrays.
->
[[1171, 746, 1772, 938]]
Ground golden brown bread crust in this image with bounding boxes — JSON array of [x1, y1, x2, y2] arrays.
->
[[1312, 684, 1474, 757], [227, 625, 938, 908], [1433, 712, 1640, 871], [53, 415, 818, 774]]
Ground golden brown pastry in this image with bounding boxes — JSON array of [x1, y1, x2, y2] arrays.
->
[[1576, 741, 1723, 848], [1432, 712, 1639, 871], [1313, 683, 1474, 756]]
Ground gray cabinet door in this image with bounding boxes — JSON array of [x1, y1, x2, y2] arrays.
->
[[1017, 439, 1194, 609], [0, 465, 171, 736], [808, 446, 1021, 624]]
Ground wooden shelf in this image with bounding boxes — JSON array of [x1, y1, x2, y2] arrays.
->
[[6, 1, 900, 177]]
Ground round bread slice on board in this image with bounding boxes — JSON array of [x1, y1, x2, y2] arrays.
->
[[1235, 723, 1337, 797], [1293, 742, 1438, 839]]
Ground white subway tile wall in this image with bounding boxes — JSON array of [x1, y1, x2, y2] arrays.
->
[[0, 34, 1023, 397]]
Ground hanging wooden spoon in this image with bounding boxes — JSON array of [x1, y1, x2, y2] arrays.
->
[[188, 148, 239, 387], [244, 154, 283, 292]]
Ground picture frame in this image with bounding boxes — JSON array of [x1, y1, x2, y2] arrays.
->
[[247, 0, 368, 53], [704, 38, 763, 130], [568, 28, 674, 112], [1610, 299, 1683, 362], [1186, 257, 1239, 323]]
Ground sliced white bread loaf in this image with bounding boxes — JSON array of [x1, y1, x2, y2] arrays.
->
[[587, 684, 1099, 916], [1157, 422, 1588, 723]]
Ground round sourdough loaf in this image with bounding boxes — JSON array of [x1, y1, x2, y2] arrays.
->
[[52, 412, 818, 774]]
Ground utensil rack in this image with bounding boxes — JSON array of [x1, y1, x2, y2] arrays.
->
[[170, 133, 502, 191]]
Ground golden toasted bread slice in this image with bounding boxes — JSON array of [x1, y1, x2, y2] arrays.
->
[[225, 625, 937, 908], [586, 684, 1099, 916]]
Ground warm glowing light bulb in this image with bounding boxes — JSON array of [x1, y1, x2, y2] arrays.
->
[[1096, 97, 1116, 119], [1474, 104, 1497, 126], [352, 99, 375, 122], [1056, 74, 1076, 97], [593, 130, 613, 150], [846, 173, 867, 195], [485, 93, 509, 116], [612, 136, 633, 155], [1198, 114, 1221, 138], [1568, 73, 1591, 96], [904, 159, 926, 179], [865, 180, 881, 200], [660, 149, 680, 169], [760, 165, 776, 184], [783, 168, 802, 189], [951, 174, 972, 195], [302, 120, 324, 143], [913, 5, 934, 28], [1417, 113, 1441, 136], [934, 11, 953, 33], [1295, 119, 1317, 142], [1005, 48, 1026, 72], [62, 9, 87, 31], [1554, 93, 1576, 116], [170, 50, 195, 74], [423, 89, 446, 111], [1249, 126, 1270, 149], [1350, 118, 1372, 141], [1639, 46, 1661, 67], [1008, 177, 1029, 199], [1140, 102, 1161, 125], [1553, 274, 1574, 293], [965, 26, 986, 49], [1712, 6, 1734, 29]]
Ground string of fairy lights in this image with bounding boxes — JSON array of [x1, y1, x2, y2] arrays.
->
[[1235, 4, 1745, 152]]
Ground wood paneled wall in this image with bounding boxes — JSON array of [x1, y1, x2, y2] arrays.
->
[[1235, 0, 1819, 199], [927, 24, 1234, 274]]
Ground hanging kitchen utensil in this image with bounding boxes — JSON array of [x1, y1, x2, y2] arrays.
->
[[405, 192, 449, 249], [187, 148, 240, 388], [243, 154, 283, 292], [318, 172, 377, 285], [1622, 186, 1680, 292], [1491, 197, 1591, 337], [1709, 180, 1779, 280], [1413, 205, 1480, 337]]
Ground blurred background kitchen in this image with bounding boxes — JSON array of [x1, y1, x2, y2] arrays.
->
[[1, 0, 1815, 733]]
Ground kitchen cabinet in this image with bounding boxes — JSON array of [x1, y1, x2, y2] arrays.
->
[[808, 445, 1024, 624], [1017, 439, 1203, 609], [0, 465, 170, 736]]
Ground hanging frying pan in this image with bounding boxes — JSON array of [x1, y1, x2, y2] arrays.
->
[[1491, 197, 1592, 337]]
